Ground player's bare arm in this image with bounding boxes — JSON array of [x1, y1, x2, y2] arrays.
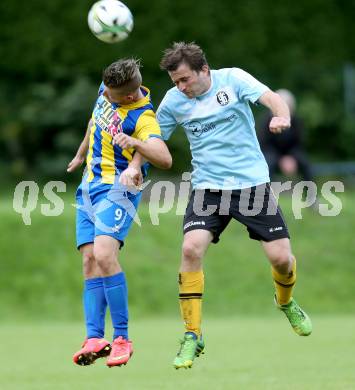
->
[[67, 119, 93, 172], [258, 90, 291, 134], [113, 133, 172, 169]]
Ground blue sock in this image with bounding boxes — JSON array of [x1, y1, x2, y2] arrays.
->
[[185, 332, 198, 340], [103, 272, 129, 340], [83, 277, 107, 339]]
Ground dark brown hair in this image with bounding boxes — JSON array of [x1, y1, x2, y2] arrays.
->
[[160, 42, 208, 72], [103, 58, 142, 94]]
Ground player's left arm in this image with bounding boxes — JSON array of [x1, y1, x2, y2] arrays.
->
[[113, 110, 172, 169], [258, 90, 291, 134]]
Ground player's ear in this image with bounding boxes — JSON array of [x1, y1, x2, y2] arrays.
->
[[201, 65, 209, 75]]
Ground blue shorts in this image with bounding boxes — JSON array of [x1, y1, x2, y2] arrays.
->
[[75, 181, 142, 249]]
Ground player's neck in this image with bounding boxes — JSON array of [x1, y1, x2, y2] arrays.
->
[[197, 76, 212, 96], [132, 87, 145, 102], [202, 77, 211, 94]]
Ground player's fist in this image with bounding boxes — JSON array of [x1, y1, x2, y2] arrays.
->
[[67, 155, 85, 172], [113, 133, 137, 149], [269, 116, 291, 134], [119, 166, 143, 190]]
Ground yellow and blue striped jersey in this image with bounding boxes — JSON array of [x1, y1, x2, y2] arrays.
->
[[85, 84, 162, 184]]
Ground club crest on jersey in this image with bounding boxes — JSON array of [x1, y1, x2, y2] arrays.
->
[[216, 91, 229, 106], [94, 97, 123, 136]]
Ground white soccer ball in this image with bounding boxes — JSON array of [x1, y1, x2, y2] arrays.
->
[[88, 0, 134, 43]]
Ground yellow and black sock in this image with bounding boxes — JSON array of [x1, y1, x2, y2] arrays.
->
[[272, 259, 296, 305], [178, 271, 204, 337]]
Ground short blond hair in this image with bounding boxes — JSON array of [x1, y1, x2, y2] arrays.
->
[[103, 58, 142, 94]]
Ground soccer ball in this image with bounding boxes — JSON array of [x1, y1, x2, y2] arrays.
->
[[88, 0, 134, 43]]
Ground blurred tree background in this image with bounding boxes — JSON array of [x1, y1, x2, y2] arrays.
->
[[1, 0, 354, 182]]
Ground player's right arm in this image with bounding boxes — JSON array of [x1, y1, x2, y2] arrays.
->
[[67, 119, 92, 173], [113, 108, 173, 169], [119, 152, 144, 189]]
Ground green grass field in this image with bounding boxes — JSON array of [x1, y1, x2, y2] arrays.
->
[[2, 317, 355, 390], [1, 186, 355, 319], [1, 185, 355, 389]]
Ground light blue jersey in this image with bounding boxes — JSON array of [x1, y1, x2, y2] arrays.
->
[[157, 68, 270, 189]]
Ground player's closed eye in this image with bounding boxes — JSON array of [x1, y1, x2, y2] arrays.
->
[[175, 77, 188, 85]]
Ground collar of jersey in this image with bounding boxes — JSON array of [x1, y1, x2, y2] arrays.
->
[[118, 86, 151, 110]]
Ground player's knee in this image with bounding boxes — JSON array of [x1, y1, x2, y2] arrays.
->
[[93, 248, 115, 274], [182, 240, 204, 262], [83, 252, 95, 266], [81, 249, 96, 277], [270, 250, 293, 270]]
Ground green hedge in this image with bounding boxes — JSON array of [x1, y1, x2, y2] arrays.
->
[[1, 0, 355, 179]]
